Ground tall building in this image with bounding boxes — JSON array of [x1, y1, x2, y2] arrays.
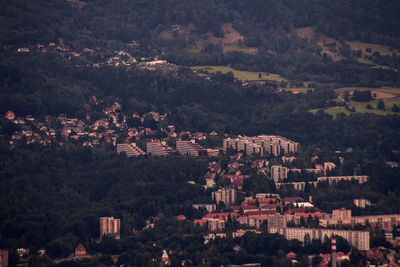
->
[[176, 140, 206, 156], [271, 165, 288, 183], [100, 217, 121, 240], [332, 208, 352, 220], [212, 188, 237, 205], [0, 250, 8, 267], [147, 140, 174, 156]]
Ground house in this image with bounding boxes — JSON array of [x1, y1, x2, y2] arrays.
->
[[5, 110, 15, 120], [75, 244, 87, 257], [162, 250, 170, 266]]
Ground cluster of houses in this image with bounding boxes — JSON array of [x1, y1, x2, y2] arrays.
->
[[15, 40, 173, 71], [5, 100, 167, 148]]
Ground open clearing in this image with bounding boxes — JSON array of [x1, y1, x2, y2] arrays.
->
[[346, 41, 399, 56], [310, 87, 400, 118], [296, 27, 398, 63], [191, 65, 287, 81]]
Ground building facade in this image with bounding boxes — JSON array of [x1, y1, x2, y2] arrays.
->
[[146, 140, 174, 156], [223, 135, 299, 156], [269, 227, 370, 251], [100, 217, 121, 240], [212, 188, 237, 205], [176, 140, 206, 156], [271, 165, 288, 183]]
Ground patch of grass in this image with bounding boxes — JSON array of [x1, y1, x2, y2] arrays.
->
[[191, 66, 287, 81], [310, 99, 400, 118]]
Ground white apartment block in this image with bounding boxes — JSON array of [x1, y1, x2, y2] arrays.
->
[[146, 140, 174, 156], [212, 188, 237, 205], [117, 143, 146, 157], [269, 227, 370, 251], [100, 217, 121, 240], [271, 165, 288, 183], [317, 175, 368, 185], [192, 204, 216, 213], [320, 212, 400, 230], [223, 135, 299, 156], [176, 140, 206, 156]]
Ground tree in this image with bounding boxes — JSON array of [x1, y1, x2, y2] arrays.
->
[[392, 104, 399, 112], [377, 100, 385, 110]]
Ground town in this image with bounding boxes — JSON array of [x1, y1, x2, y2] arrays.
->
[[4, 102, 400, 266]]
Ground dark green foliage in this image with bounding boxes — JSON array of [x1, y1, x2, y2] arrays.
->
[[352, 90, 373, 102]]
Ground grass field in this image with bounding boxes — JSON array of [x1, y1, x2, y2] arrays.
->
[[310, 87, 400, 118], [191, 66, 287, 81]]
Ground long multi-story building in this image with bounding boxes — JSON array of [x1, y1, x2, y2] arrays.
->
[[223, 135, 299, 156], [146, 140, 174, 156], [271, 165, 288, 183], [176, 140, 206, 156], [117, 143, 146, 157], [269, 227, 370, 251], [100, 217, 121, 240], [317, 176, 368, 185], [268, 214, 369, 250], [212, 188, 237, 205], [320, 210, 400, 230]]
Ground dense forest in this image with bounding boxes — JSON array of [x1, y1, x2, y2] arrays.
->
[[1, 0, 400, 266]]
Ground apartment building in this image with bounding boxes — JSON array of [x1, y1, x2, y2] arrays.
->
[[317, 175, 368, 185], [271, 165, 288, 183], [212, 188, 237, 205], [176, 140, 206, 156], [192, 204, 216, 213], [223, 135, 299, 156], [117, 143, 146, 157], [320, 210, 400, 230], [353, 198, 371, 208], [146, 140, 174, 156], [237, 216, 262, 229], [332, 208, 352, 220], [208, 218, 225, 231], [100, 217, 121, 240], [268, 214, 299, 228], [269, 227, 370, 251]]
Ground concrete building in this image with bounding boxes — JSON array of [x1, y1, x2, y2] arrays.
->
[[146, 140, 174, 156], [332, 208, 352, 220], [0, 250, 8, 267], [320, 212, 400, 230], [268, 214, 299, 228], [269, 227, 370, 251], [317, 175, 368, 185], [353, 198, 371, 208], [74, 244, 87, 257], [100, 217, 121, 240], [192, 204, 216, 212], [271, 165, 288, 183], [223, 135, 299, 156], [208, 218, 225, 231], [212, 188, 237, 205], [117, 143, 146, 157], [176, 140, 206, 156]]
